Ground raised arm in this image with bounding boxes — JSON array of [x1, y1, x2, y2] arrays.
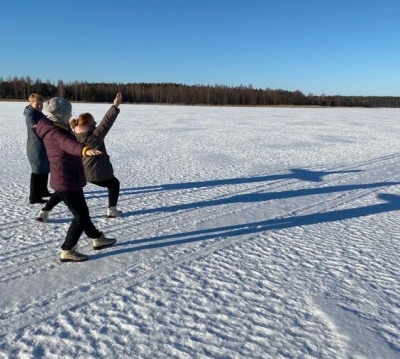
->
[[114, 92, 123, 107], [93, 92, 123, 138]]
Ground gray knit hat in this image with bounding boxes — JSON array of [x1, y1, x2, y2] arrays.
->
[[44, 97, 72, 123]]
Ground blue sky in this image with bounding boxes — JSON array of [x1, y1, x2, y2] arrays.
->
[[1, 0, 399, 96]]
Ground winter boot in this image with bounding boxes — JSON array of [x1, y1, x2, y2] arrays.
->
[[60, 247, 89, 262], [92, 234, 117, 250], [36, 210, 50, 222], [29, 173, 47, 204], [38, 173, 52, 197], [107, 206, 123, 218]]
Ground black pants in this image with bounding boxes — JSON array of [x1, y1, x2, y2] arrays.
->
[[42, 192, 62, 211], [90, 176, 120, 208], [59, 190, 102, 250], [29, 173, 50, 201]]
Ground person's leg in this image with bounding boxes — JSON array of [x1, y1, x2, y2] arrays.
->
[[59, 190, 102, 250], [29, 173, 46, 203], [29, 173, 36, 201], [90, 177, 120, 207], [90, 177, 122, 218], [39, 173, 52, 197], [107, 177, 120, 208], [42, 192, 62, 211], [36, 192, 63, 221]]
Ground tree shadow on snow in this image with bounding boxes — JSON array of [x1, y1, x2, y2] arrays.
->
[[91, 193, 400, 260]]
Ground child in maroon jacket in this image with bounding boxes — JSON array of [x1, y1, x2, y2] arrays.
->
[[36, 97, 117, 262]]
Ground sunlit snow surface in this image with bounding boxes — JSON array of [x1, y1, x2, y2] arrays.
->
[[0, 102, 399, 358]]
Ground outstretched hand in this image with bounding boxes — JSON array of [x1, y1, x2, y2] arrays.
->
[[114, 92, 123, 107], [86, 149, 103, 156]]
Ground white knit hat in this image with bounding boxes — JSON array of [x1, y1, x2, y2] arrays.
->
[[44, 97, 72, 123]]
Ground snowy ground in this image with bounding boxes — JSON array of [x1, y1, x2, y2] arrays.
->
[[0, 102, 399, 358]]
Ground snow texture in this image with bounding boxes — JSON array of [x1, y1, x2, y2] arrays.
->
[[0, 102, 399, 358]]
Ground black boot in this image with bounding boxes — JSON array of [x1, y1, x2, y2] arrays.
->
[[38, 173, 52, 197], [29, 173, 47, 204]]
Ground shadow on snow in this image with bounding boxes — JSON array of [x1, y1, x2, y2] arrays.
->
[[92, 192, 400, 260], [49, 167, 367, 224], [121, 181, 398, 216], [85, 168, 362, 198]]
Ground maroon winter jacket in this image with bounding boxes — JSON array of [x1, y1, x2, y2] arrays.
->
[[35, 118, 89, 192]]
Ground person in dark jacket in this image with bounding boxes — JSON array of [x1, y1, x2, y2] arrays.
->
[[35, 97, 117, 262], [23, 93, 52, 203], [37, 93, 124, 221], [71, 92, 123, 218]]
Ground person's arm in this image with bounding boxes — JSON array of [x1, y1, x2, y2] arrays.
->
[[36, 119, 103, 157], [57, 135, 103, 157], [82, 146, 102, 157], [93, 92, 123, 138], [113, 92, 123, 107]]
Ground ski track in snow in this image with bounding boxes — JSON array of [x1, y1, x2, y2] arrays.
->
[[0, 103, 399, 358]]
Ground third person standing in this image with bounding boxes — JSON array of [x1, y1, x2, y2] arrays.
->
[[70, 92, 123, 218]]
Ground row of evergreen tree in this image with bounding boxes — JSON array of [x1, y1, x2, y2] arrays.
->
[[1, 76, 400, 108]]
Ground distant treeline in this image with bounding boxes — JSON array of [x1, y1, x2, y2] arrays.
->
[[1, 76, 400, 107]]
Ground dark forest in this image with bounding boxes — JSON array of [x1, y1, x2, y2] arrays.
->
[[2, 76, 400, 107]]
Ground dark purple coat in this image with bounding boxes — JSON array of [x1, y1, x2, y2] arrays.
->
[[35, 118, 87, 192]]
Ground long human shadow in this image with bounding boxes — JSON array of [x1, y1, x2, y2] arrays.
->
[[122, 181, 399, 217], [91, 193, 400, 260], [52, 181, 399, 224], [84, 168, 362, 198]]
